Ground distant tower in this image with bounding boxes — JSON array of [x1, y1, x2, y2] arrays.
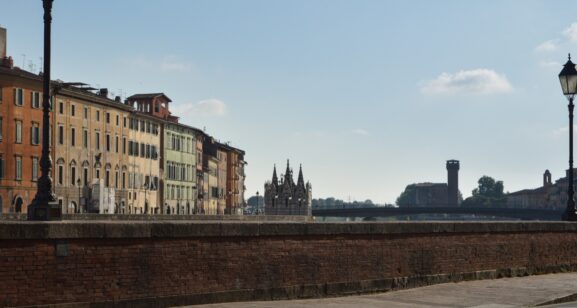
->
[[543, 170, 552, 187], [446, 160, 460, 206]]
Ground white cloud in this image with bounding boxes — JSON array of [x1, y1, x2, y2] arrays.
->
[[352, 128, 369, 135], [563, 23, 577, 43], [420, 69, 513, 95], [552, 125, 577, 138], [535, 40, 558, 52], [172, 99, 227, 117]]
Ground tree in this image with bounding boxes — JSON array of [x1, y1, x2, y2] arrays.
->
[[247, 195, 264, 207], [396, 184, 416, 207], [462, 176, 506, 207]]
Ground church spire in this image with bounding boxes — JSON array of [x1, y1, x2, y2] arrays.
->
[[285, 159, 293, 186], [297, 164, 305, 187], [272, 164, 278, 186]]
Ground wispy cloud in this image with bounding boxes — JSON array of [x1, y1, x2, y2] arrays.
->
[[420, 69, 513, 95], [351, 128, 369, 135], [172, 99, 228, 117], [539, 60, 561, 68], [563, 23, 577, 43], [535, 40, 558, 52], [552, 125, 577, 138], [160, 55, 192, 72]]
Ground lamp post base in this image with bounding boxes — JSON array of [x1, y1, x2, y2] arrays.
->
[[27, 200, 61, 221]]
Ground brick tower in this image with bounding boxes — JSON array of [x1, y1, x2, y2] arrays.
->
[[446, 160, 460, 206]]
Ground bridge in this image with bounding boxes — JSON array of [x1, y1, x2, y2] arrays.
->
[[312, 206, 564, 220]]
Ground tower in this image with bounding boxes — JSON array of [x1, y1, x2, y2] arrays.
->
[[446, 160, 460, 206], [543, 170, 552, 187]]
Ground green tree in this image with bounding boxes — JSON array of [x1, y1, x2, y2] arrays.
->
[[396, 184, 416, 207], [462, 176, 506, 207]]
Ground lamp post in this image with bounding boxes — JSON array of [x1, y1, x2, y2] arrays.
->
[[28, 0, 61, 220], [256, 191, 259, 215], [77, 178, 81, 213], [559, 54, 577, 221]]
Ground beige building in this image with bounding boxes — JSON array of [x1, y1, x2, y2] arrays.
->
[[53, 86, 131, 214], [125, 112, 161, 214]]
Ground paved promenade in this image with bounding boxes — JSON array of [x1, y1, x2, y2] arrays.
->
[[192, 272, 577, 308]]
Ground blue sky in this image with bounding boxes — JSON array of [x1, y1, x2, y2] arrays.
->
[[2, 0, 577, 204]]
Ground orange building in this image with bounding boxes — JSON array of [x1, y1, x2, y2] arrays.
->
[[0, 62, 46, 213]]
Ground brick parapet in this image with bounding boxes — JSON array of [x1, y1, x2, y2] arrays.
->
[[0, 221, 575, 240], [2, 221, 577, 307]]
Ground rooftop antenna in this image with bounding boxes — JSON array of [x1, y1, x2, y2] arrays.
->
[[39, 57, 43, 73], [28, 60, 35, 72], [21, 53, 26, 68]]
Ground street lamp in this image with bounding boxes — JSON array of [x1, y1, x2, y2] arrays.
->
[[77, 178, 81, 213], [256, 191, 259, 215], [28, 0, 61, 220], [559, 54, 577, 221]]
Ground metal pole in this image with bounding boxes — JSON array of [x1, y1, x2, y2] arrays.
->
[[564, 97, 577, 220], [28, 0, 60, 220]]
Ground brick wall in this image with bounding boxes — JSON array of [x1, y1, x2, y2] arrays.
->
[[1, 221, 577, 307]]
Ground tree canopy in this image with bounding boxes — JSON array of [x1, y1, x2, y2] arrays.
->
[[462, 175, 506, 207]]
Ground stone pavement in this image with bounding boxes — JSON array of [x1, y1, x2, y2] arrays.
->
[[190, 272, 577, 308]]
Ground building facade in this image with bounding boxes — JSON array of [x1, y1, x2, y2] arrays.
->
[[0, 64, 45, 214], [264, 160, 312, 216], [53, 87, 132, 214], [163, 122, 197, 214]]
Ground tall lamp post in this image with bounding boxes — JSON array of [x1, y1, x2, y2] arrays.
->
[[28, 0, 61, 220], [559, 54, 577, 221], [256, 191, 259, 215], [77, 178, 81, 213]]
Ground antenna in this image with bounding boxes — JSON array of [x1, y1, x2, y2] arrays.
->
[[21, 53, 25, 68]]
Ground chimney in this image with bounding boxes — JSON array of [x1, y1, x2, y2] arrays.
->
[[0, 27, 6, 59], [114, 96, 121, 103], [98, 88, 108, 98], [446, 160, 460, 206]]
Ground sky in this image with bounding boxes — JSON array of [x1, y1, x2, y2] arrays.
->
[[1, 0, 577, 204]]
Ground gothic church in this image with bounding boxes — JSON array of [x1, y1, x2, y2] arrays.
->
[[264, 160, 312, 216]]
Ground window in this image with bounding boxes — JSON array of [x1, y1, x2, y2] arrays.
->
[[15, 156, 22, 181], [0, 156, 4, 179], [71, 166, 76, 186], [123, 116, 127, 128], [140, 120, 145, 132], [115, 171, 119, 188], [115, 136, 119, 153], [13, 88, 23, 106], [70, 127, 76, 146], [116, 115, 119, 126], [58, 164, 63, 185], [96, 110, 100, 121], [122, 137, 126, 154], [0, 87, 3, 102], [83, 129, 88, 148], [122, 172, 126, 189], [31, 91, 40, 108], [106, 134, 110, 152], [154, 102, 159, 112], [105, 170, 110, 187], [106, 112, 110, 123], [31, 122, 40, 145], [58, 125, 64, 145], [134, 142, 139, 156], [71, 104, 75, 116], [0, 117, 3, 141], [83, 167, 88, 186], [84, 107, 88, 119], [95, 132, 100, 150], [140, 143, 145, 158], [146, 144, 150, 158], [15, 120, 22, 143], [58, 101, 64, 114], [96, 169, 100, 179], [146, 122, 151, 134]]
